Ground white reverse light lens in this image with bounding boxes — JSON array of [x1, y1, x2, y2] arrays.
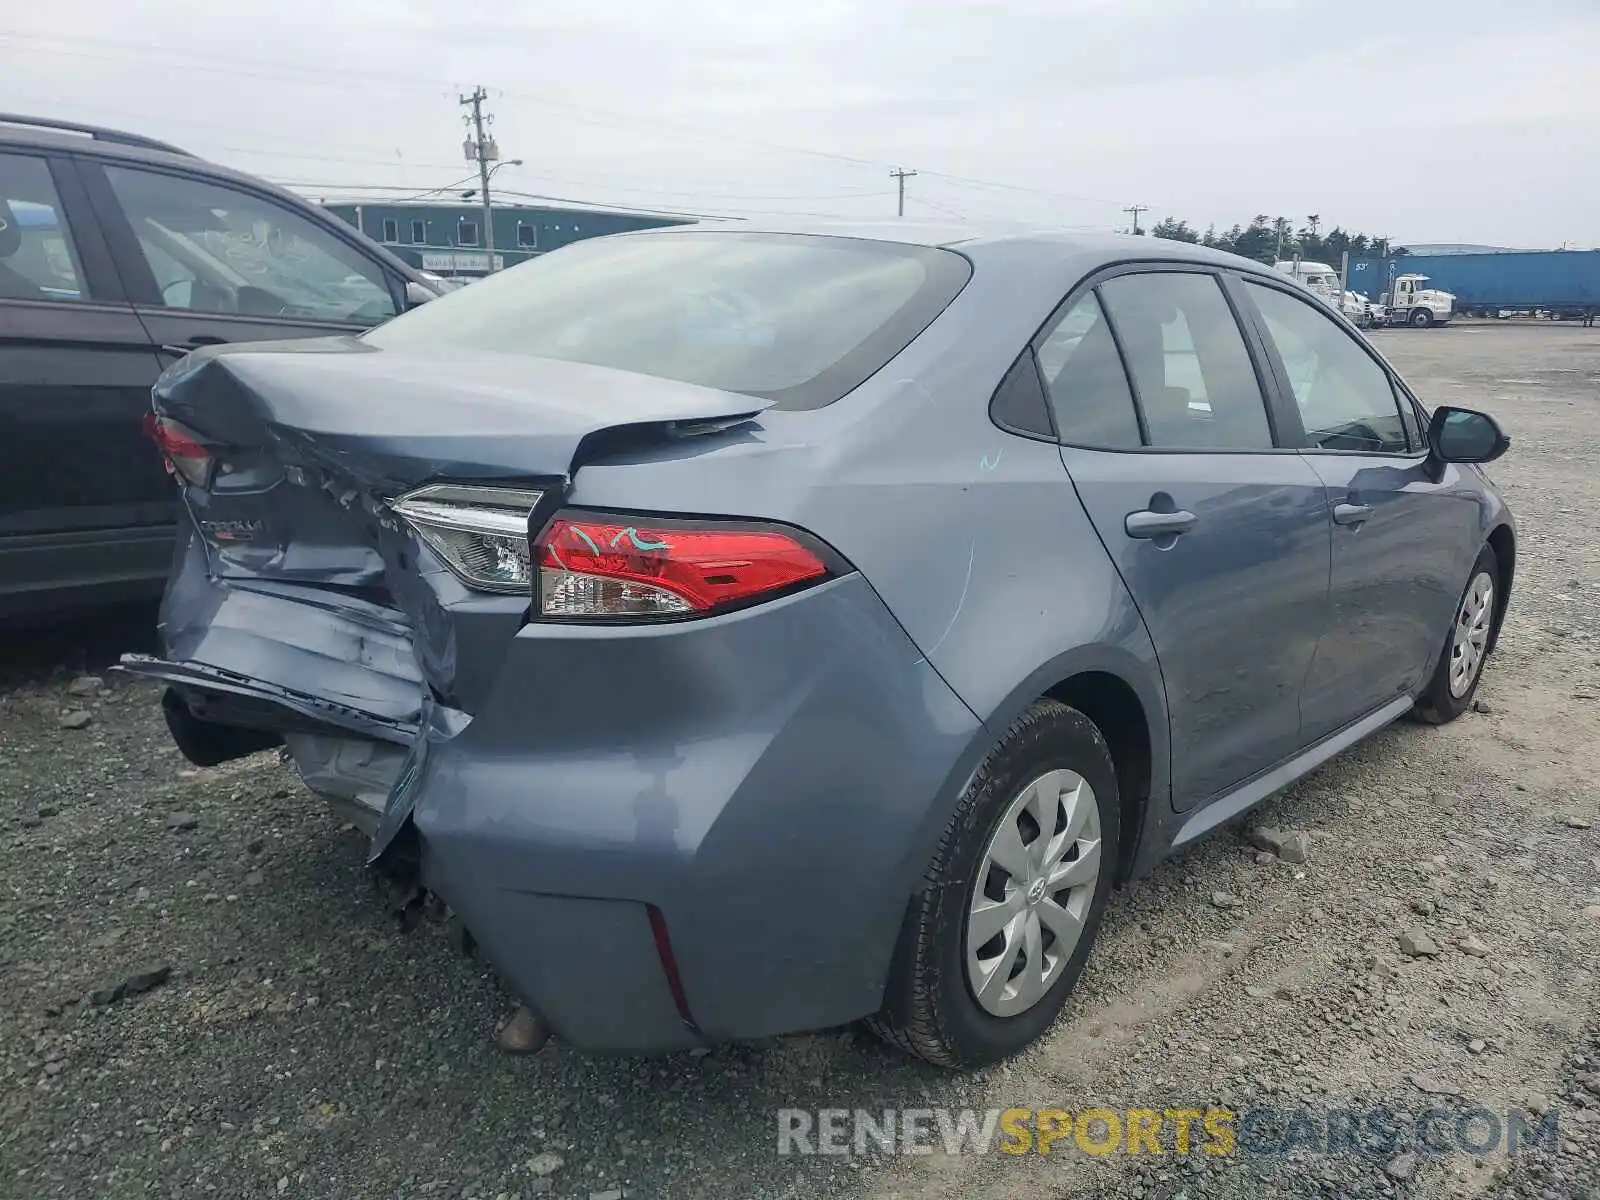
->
[[391, 484, 544, 593]]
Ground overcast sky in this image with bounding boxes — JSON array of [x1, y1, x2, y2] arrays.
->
[[3, 1, 1596, 247]]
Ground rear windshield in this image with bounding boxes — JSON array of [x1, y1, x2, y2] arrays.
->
[[363, 231, 972, 409]]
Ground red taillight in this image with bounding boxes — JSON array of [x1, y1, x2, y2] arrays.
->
[[535, 512, 831, 619], [141, 413, 214, 488]]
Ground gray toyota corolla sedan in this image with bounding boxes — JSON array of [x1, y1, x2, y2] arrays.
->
[[124, 223, 1513, 1068]]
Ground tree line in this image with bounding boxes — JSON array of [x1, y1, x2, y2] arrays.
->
[[1145, 214, 1401, 264]]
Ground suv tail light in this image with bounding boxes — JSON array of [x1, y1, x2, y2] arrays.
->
[[141, 413, 215, 488], [535, 512, 835, 619]]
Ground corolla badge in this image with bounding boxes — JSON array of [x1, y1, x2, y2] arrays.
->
[[200, 519, 265, 543]]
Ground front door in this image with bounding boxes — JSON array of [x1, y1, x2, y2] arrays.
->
[[0, 151, 171, 613], [1238, 277, 1481, 740], [1038, 268, 1331, 811], [78, 160, 401, 362]]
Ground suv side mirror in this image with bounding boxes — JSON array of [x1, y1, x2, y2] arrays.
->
[[1429, 406, 1509, 464], [404, 280, 438, 308]]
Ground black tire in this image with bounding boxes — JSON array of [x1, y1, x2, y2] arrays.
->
[[869, 700, 1119, 1068], [1409, 545, 1499, 725], [1410, 308, 1434, 328]]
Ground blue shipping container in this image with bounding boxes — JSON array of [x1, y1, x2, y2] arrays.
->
[[1347, 251, 1600, 313]]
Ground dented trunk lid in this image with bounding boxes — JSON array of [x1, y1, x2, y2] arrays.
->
[[151, 338, 770, 585], [123, 337, 771, 730]]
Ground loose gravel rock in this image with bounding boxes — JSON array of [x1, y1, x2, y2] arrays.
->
[[3, 323, 1599, 1199], [1399, 928, 1441, 957]]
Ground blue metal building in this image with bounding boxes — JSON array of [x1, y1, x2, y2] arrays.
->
[[320, 200, 688, 278]]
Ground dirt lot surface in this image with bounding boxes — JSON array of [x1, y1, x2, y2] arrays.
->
[[3, 323, 1599, 1200]]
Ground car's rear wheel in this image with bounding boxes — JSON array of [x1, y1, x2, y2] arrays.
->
[[869, 699, 1117, 1068], [1410, 545, 1498, 725]]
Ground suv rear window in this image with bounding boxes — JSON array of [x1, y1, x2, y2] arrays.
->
[[362, 231, 972, 409]]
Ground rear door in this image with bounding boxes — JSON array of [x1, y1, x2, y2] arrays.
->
[[78, 160, 403, 360], [0, 149, 172, 612], [1041, 266, 1332, 811], [1236, 276, 1480, 739]]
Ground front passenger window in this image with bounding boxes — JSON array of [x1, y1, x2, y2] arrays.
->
[[102, 166, 397, 326], [1245, 281, 1409, 453]]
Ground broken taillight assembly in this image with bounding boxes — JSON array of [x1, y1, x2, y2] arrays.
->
[[391, 485, 840, 616], [141, 413, 215, 488], [391, 484, 547, 593], [535, 512, 835, 620]]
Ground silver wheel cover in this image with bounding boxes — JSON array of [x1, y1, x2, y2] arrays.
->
[[966, 769, 1103, 1018], [1449, 570, 1495, 698]]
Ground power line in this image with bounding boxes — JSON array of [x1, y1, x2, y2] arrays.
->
[[397, 173, 485, 202], [921, 169, 1137, 213], [907, 194, 971, 220], [0, 27, 1150, 215], [281, 180, 735, 221]]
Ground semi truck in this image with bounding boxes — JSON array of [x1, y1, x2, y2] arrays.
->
[[1338, 261, 1455, 328], [1347, 250, 1600, 324], [1272, 260, 1383, 327]]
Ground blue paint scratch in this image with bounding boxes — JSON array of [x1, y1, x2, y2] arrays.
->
[[572, 527, 602, 554], [925, 540, 977, 657], [609, 526, 670, 551], [980, 450, 1002, 472]]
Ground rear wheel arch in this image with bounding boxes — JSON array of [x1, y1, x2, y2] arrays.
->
[[1044, 671, 1153, 884], [887, 650, 1168, 945]]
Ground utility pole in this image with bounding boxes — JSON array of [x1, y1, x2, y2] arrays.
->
[[890, 167, 917, 217], [1123, 204, 1147, 235], [460, 87, 499, 271]]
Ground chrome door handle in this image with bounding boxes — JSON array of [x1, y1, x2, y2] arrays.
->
[[1125, 509, 1198, 539], [1333, 502, 1373, 527]]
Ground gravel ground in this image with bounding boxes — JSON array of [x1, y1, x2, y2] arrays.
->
[[2, 323, 1598, 1200]]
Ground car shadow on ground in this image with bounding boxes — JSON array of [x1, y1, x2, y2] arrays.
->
[[0, 601, 160, 687]]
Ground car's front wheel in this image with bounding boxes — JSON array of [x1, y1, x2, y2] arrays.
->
[[1410, 545, 1499, 724], [870, 699, 1118, 1068]]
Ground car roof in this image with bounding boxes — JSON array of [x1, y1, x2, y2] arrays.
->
[[630, 216, 1270, 275], [0, 115, 289, 193]]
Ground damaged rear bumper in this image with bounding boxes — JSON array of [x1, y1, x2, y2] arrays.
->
[[128, 536, 981, 1055]]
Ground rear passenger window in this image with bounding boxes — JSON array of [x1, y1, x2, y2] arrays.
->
[[1245, 280, 1410, 453], [1035, 292, 1142, 449], [1099, 272, 1274, 450], [0, 154, 88, 302]]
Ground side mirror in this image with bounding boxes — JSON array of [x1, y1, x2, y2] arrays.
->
[[404, 280, 437, 308], [1429, 406, 1509, 464]]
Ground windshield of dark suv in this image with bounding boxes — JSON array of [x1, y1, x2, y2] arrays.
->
[[362, 231, 972, 409]]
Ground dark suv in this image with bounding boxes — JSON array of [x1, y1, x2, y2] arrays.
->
[[0, 114, 442, 620]]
